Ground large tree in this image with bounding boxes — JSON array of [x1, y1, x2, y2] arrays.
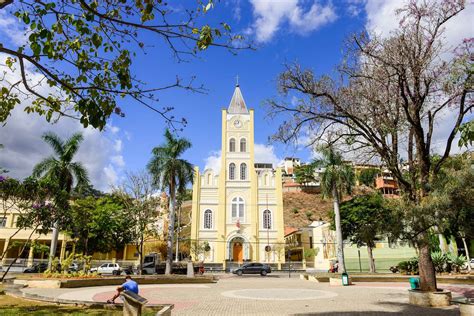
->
[[0, 0, 249, 129], [266, 1, 472, 291], [313, 145, 355, 273], [147, 129, 193, 275], [32, 131, 89, 268], [68, 195, 132, 255], [0, 176, 69, 280], [114, 171, 160, 275], [333, 193, 393, 273]]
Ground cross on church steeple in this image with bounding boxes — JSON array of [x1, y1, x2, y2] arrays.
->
[[235, 75, 239, 87]]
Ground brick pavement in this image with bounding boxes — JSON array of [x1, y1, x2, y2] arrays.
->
[[21, 274, 470, 315]]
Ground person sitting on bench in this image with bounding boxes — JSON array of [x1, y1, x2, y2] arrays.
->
[[107, 275, 139, 304]]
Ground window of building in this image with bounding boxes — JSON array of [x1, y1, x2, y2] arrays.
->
[[240, 138, 246, 152], [231, 197, 244, 219], [309, 236, 313, 249], [229, 138, 236, 152], [240, 163, 247, 180], [229, 163, 236, 180], [204, 210, 212, 229], [207, 173, 212, 185], [263, 210, 271, 229], [0, 217, 6, 228]]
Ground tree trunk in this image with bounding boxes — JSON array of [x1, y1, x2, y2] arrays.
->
[[48, 222, 59, 270], [175, 205, 181, 263], [367, 246, 376, 273], [165, 179, 176, 275], [332, 184, 346, 273], [462, 237, 471, 272], [139, 237, 144, 275], [419, 242, 437, 291]]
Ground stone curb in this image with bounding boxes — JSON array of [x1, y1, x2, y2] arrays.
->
[[3, 285, 173, 312]]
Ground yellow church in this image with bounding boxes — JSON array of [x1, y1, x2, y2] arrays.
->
[[190, 84, 285, 269]]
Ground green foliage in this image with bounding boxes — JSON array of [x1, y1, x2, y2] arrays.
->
[[397, 257, 419, 275], [33, 132, 89, 193], [67, 195, 133, 255], [292, 208, 299, 214], [458, 120, 473, 148], [313, 145, 355, 199], [358, 168, 379, 187], [331, 193, 393, 248], [294, 165, 316, 186], [147, 129, 194, 195], [303, 248, 319, 259], [430, 251, 447, 273], [305, 211, 313, 221], [1, 1, 248, 129], [447, 253, 467, 273]]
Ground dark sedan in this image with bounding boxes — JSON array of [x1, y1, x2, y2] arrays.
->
[[23, 262, 48, 273], [233, 263, 271, 276]]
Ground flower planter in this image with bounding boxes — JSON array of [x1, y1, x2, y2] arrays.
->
[[408, 289, 451, 307]]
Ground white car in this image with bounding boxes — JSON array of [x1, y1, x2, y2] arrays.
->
[[471, 259, 474, 269], [90, 263, 122, 275]]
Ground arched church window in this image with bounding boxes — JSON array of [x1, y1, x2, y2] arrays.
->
[[263, 210, 272, 229], [240, 138, 246, 152], [229, 138, 236, 152], [204, 209, 212, 229], [231, 197, 245, 219], [240, 163, 247, 180], [264, 174, 268, 186], [207, 173, 212, 185], [229, 163, 235, 180]]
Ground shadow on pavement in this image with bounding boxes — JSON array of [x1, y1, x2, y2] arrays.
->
[[292, 301, 459, 316]]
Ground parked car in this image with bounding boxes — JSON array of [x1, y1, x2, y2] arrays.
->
[[67, 262, 82, 273], [23, 262, 48, 273], [90, 263, 122, 275], [232, 263, 271, 276], [471, 259, 474, 269]]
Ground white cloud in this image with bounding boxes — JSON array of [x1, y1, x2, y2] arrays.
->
[[113, 139, 123, 152], [204, 150, 221, 173], [0, 54, 126, 191], [254, 143, 282, 167], [202, 143, 283, 174], [365, 0, 474, 49], [110, 155, 126, 168], [0, 11, 27, 46], [248, 0, 337, 43]]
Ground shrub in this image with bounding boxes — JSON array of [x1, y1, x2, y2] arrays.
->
[[292, 208, 299, 214], [447, 253, 466, 273], [398, 257, 419, 275], [431, 251, 447, 273], [305, 211, 313, 220]]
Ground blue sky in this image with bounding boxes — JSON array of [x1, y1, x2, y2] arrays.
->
[[1, 1, 472, 191], [111, 0, 365, 174]]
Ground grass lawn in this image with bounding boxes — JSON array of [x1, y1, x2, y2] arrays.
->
[[0, 293, 158, 315]]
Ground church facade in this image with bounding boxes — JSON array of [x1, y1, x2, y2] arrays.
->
[[190, 85, 285, 268]]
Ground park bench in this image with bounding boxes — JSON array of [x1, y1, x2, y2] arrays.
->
[[451, 297, 473, 316], [121, 290, 148, 316]]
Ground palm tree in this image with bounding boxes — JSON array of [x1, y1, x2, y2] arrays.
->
[[147, 129, 193, 275], [33, 132, 89, 269], [313, 145, 354, 273]]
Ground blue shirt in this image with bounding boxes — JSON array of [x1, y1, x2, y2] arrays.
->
[[122, 280, 139, 294]]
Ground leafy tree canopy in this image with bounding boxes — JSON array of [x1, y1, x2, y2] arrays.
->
[[68, 195, 133, 255], [358, 168, 379, 187], [331, 193, 392, 248], [0, 0, 250, 129], [294, 164, 316, 186]]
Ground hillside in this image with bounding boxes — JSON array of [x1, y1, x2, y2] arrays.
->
[[283, 192, 333, 229]]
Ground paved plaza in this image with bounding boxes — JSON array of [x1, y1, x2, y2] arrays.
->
[[20, 274, 472, 315]]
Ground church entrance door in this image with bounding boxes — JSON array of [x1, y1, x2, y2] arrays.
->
[[233, 242, 243, 263]]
